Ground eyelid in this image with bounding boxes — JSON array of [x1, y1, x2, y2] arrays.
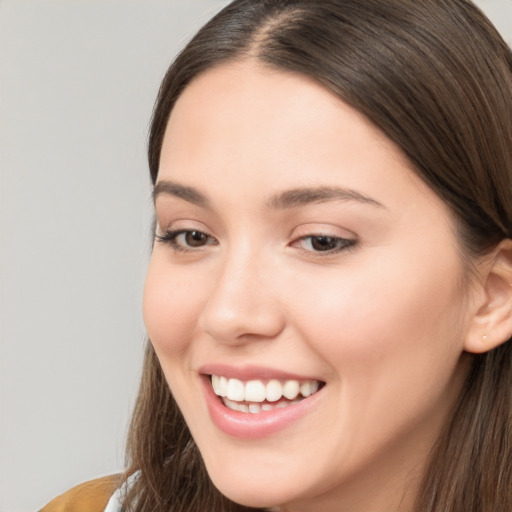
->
[[155, 217, 212, 237], [290, 224, 357, 242], [288, 224, 359, 256]]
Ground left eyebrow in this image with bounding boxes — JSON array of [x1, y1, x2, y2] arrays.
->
[[152, 180, 210, 208], [267, 186, 385, 209]]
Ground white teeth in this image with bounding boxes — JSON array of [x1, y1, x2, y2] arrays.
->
[[266, 380, 282, 402], [299, 380, 312, 397], [300, 380, 319, 397], [218, 376, 228, 396], [248, 403, 261, 414], [212, 375, 321, 405], [223, 397, 295, 413], [282, 380, 300, 400], [211, 375, 220, 395], [211, 375, 228, 397], [226, 378, 245, 401], [245, 380, 266, 402], [223, 398, 249, 413]]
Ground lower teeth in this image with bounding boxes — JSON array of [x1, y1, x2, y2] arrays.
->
[[222, 397, 302, 413]]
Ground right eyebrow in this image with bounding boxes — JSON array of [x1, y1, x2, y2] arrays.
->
[[152, 180, 210, 207], [267, 186, 385, 209]]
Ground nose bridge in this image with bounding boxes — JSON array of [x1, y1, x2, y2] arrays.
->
[[199, 239, 284, 343]]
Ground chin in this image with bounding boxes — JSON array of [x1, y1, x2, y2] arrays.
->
[[214, 483, 285, 509], [205, 464, 297, 509]]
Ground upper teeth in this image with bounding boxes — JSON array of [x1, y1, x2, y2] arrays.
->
[[211, 375, 320, 402]]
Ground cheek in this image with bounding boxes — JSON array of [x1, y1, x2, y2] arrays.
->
[[289, 248, 466, 376], [284, 250, 468, 457], [142, 257, 203, 357]]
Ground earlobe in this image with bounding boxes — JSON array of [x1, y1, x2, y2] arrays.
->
[[464, 239, 512, 354]]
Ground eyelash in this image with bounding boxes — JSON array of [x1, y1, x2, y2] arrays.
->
[[292, 234, 357, 255], [155, 229, 357, 255], [155, 229, 218, 253]]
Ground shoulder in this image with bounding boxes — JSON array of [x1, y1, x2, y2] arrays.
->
[[39, 475, 121, 512]]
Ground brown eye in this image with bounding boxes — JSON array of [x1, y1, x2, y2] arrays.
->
[[185, 230, 209, 247], [155, 229, 217, 251], [310, 236, 340, 252], [292, 235, 357, 254]]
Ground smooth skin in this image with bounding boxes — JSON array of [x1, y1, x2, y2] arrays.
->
[[143, 61, 512, 512]]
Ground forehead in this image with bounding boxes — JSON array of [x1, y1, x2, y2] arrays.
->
[[160, 61, 416, 195], [167, 61, 387, 146]]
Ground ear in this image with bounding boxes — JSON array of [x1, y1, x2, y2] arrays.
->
[[464, 239, 512, 354]]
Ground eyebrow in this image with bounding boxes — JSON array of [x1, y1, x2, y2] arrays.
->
[[267, 187, 385, 209], [153, 180, 209, 207], [153, 180, 384, 210]]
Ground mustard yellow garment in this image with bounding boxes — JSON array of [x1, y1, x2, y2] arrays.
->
[[39, 475, 121, 512]]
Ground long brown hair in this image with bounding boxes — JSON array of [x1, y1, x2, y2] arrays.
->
[[123, 1, 512, 510]]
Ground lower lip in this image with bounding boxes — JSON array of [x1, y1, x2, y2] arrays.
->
[[201, 376, 323, 439]]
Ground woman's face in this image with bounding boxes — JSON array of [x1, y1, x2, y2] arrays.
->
[[144, 61, 474, 511]]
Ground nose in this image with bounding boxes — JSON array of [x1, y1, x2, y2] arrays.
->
[[198, 248, 285, 345]]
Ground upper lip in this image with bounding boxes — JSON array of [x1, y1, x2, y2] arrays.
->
[[198, 363, 324, 382]]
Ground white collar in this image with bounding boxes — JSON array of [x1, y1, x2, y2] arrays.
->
[[103, 472, 138, 512]]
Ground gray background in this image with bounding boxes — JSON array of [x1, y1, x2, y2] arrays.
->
[[0, 1, 510, 511]]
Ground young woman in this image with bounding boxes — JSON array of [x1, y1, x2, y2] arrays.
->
[[41, 1, 512, 511]]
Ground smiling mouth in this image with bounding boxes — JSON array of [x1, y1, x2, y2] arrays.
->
[[210, 375, 324, 414]]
